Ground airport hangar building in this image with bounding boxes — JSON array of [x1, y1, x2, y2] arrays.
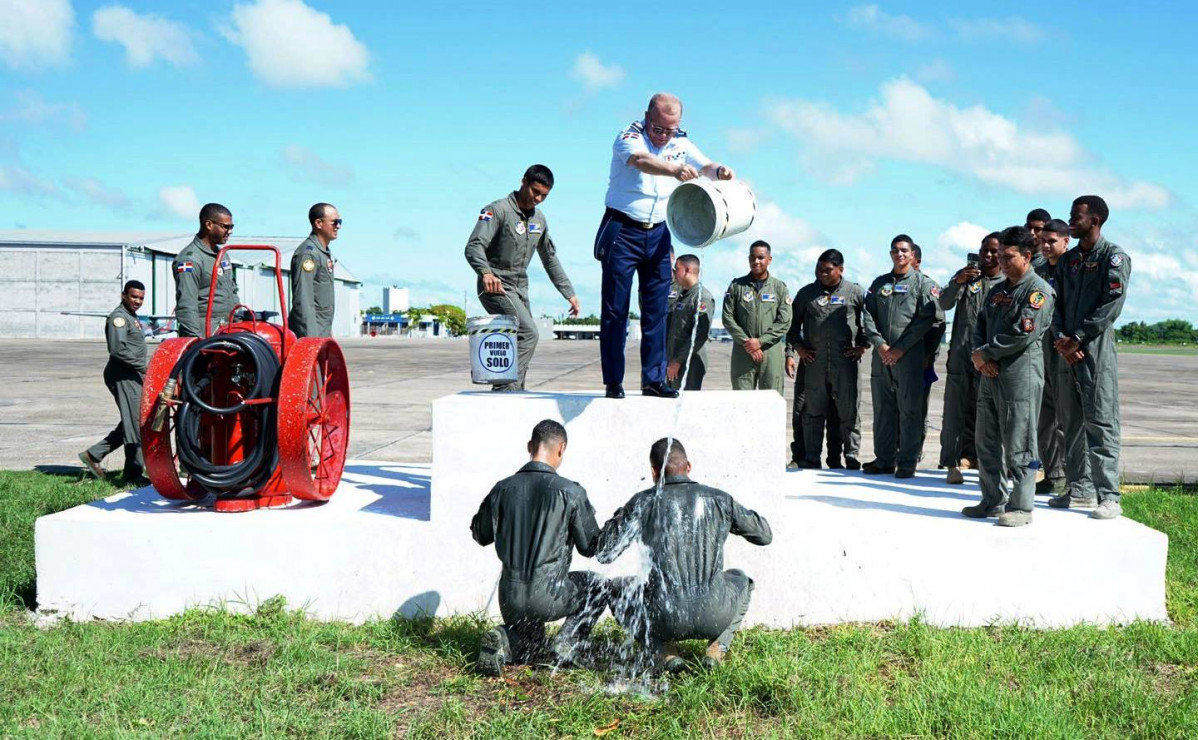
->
[[0, 231, 362, 339]]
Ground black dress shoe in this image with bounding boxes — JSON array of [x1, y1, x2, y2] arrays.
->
[[862, 460, 895, 475], [797, 459, 821, 469], [605, 384, 625, 399], [845, 458, 861, 471], [641, 383, 679, 399], [826, 457, 844, 469], [895, 468, 916, 479]]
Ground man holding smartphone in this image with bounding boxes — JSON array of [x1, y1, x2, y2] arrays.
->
[[938, 233, 1004, 484]]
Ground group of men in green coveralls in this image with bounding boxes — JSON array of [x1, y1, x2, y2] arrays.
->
[[472, 420, 771, 677], [78, 201, 344, 482]]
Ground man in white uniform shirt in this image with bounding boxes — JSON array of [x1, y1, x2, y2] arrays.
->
[[594, 92, 735, 399]]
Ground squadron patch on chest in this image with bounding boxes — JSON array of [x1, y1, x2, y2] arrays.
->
[[817, 295, 829, 307], [515, 221, 526, 235], [880, 283, 894, 297], [969, 282, 982, 294], [742, 289, 754, 302]]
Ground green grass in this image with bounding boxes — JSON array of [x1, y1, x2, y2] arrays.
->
[[1, 472, 1197, 738], [1117, 344, 1198, 356]]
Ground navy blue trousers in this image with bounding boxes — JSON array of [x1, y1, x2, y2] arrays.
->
[[595, 210, 672, 387]]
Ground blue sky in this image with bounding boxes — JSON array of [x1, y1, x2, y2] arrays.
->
[[2, 0, 1195, 325]]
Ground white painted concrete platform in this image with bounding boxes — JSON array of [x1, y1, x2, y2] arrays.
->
[[36, 461, 1169, 627]]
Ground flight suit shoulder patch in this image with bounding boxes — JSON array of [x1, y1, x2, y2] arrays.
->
[[301, 257, 317, 273], [930, 285, 941, 298], [1028, 291, 1046, 310], [1110, 253, 1124, 267], [112, 316, 126, 328], [1021, 317, 1034, 333]]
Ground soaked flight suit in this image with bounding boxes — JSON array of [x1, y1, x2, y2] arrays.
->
[[861, 270, 940, 469], [1051, 237, 1132, 504], [465, 192, 576, 391], [471, 461, 606, 660], [1033, 255, 1066, 488], [938, 271, 1004, 468], [972, 271, 1054, 514], [722, 274, 792, 393], [788, 280, 867, 465], [666, 281, 716, 391], [173, 236, 240, 338], [597, 476, 772, 651], [85, 303, 148, 477], [289, 235, 336, 338]]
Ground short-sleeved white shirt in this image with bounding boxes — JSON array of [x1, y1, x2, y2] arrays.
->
[[603, 120, 712, 225]]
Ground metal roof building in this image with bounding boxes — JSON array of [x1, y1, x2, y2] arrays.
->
[[0, 230, 362, 338]]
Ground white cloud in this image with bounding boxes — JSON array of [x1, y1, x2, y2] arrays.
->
[[0, 163, 60, 198], [768, 77, 1172, 210], [223, 0, 369, 88], [937, 221, 991, 253], [844, 5, 932, 41], [64, 176, 130, 209], [158, 185, 200, 219], [948, 17, 1045, 43], [281, 144, 354, 186], [0, 90, 86, 131], [0, 0, 75, 69], [92, 5, 197, 67], [570, 51, 624, 92]]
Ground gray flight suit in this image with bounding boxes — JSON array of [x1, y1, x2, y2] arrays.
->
[[861, 270, 940, 469], [465, 192, 576, 391], [173, 237, 240, 338], [937, 271, 1004, 468], [917, 286, 947, 462], [1051, 237, 1132, 503], [597, 476, 772, 651], [972, 271, 1054, 514], [86, 303, 148, 476], [1033, 255, 1066, 486], [722, 274, 792, 394], [666, 281, 716, 391], [289, 235, 336, 338], [788, 280, 867, 465], [471, 461, 606, 661]]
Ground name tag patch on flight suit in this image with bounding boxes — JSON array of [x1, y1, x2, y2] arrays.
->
[[761, 293, 777, 302], [1021, 317, 1034, 333], [830, 295, 846, 305], [880, 283, 893, 296], [894, 284, 909, 294], [990, 293, 1013, 307], [302, 258, 317, 272], [528, 223, 542, 234], [1028, 291, 1046, 309], [112, 316, 126, 328]]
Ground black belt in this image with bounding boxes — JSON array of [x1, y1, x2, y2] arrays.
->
[[607, 207, 660, 230]]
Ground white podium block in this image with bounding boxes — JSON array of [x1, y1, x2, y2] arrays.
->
[[34, 391, 1169, 629]]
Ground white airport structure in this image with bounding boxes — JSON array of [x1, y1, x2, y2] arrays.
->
[[36, 391, 1168, 629], [0, 230, 362, 339]]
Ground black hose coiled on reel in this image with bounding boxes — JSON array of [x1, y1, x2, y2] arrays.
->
[[173, 333, 281, 493]]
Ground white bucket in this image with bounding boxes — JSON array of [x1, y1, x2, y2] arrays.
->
[[666, 178, 757, 248], [468, 315, 519, 384]]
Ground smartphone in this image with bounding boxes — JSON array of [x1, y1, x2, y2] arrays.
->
[[967, 252, 980, 268]]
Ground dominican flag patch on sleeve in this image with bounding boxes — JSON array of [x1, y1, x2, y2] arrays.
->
[[175, 261, 194, 273], [479, 209, 493, 222]]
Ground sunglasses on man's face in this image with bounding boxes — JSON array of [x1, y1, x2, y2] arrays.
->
[[324, 218, 343, 227], [210, 221, 234, 231]]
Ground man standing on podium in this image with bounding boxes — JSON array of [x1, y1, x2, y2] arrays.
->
[[594, 92, 736, 399]]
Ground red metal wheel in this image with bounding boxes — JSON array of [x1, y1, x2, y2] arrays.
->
[[139, 337, 206, 501], [277, 338, 350, 501]]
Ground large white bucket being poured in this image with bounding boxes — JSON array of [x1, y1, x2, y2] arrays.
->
[[666, 178, 757, 248], [468, 314, 519, 384]]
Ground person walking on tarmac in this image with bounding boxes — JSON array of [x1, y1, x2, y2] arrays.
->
[[79, 280, 149, 484], [1049, 195, 1132, 520], [786, 249, 867, 470], [465, 165, 581, 392], [938, 234, 1005, 484], [962, 226, 1054, 526], [289, 202, 341, 338], [471, 420, 607, 676], [665, 254, 716, 391], [860, 235, 941, 479], [173, 203, 240, 338], [598, 438, 772, 672], [1033, 219, 1071, 495], [722, 241, 792, 393]]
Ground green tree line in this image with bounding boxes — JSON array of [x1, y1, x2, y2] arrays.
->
[[1117, 319, 1197, 345]]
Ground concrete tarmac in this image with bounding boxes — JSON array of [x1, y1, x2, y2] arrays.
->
[[1, 337, 1194, 483]]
